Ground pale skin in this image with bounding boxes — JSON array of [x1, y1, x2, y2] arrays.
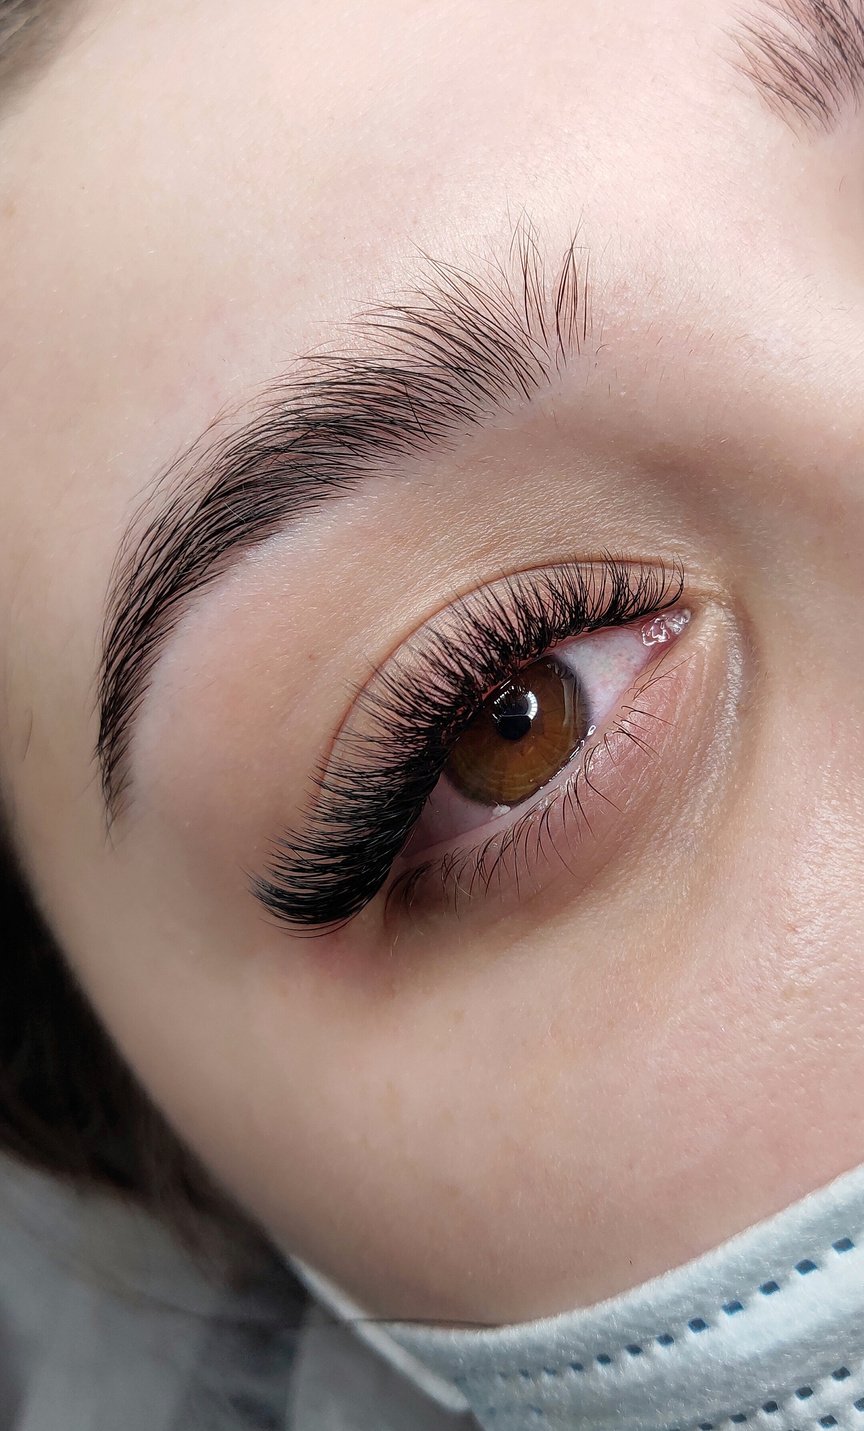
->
[[2, 0, 864, 1328]]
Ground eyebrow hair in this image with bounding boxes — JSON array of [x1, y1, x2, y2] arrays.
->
[[97, 227, 594, 814], [733, 0, 864, 131]]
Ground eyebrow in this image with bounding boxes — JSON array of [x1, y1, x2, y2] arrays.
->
[[733, 0, 864, 131], [97, 227, 594, 814]]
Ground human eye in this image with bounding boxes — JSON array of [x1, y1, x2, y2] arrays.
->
[[252, 555, 694, 933]]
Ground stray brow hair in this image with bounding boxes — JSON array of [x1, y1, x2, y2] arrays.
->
[[97, 226, 595, 815], [733, 0, 864, 131]]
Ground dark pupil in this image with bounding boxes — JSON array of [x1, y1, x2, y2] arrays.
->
[[491, 685, 536, 742], [444, 656, 588, 808]]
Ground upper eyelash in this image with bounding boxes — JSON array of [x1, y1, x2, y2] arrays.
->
[[251, 554, 684, 931], [389, 653, 682, 919]]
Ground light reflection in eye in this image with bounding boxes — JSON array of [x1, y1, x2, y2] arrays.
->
[[255, 558, 688, 931], [408, 610, 690, 852], [445, 657, 591, 806]]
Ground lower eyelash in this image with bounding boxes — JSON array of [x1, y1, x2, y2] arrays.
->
[[386, 654, 683, 922], [253, 556, 685, 931]]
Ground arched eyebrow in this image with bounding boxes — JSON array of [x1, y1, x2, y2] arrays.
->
[[97, 230, 594, 816], [733, 0, 864, 132]]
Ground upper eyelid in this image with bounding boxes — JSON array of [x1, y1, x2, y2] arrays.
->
[[334, 555, 683, 784], [358, 555, 683, 710], [320, 559, 684, 778], [297, 557, 683, 785]]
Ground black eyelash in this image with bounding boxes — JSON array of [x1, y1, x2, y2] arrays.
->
[[252, 555, 684, 931], [393, 654, 679, 919]]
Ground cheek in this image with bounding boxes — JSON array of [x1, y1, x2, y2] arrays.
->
[[40, 592, 864, 1331], [43, 614, 732, 1311]]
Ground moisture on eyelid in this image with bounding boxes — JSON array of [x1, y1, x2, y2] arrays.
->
[[642, 609, 691, 646]]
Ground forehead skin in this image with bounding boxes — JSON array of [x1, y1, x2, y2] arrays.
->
[[3, 0, 864, 1325]]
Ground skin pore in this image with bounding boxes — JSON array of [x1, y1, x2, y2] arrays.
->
[[3, 0, 864, 1328]]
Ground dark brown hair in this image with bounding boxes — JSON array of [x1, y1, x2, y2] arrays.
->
[[0, 835, 274, 1272], [0, 0, 277, 1279]]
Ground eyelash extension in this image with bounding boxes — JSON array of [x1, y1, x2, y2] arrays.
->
[[252, 555, 684, 931], [389, 654, 680, 920]]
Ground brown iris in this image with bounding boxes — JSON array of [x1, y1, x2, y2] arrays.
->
[[446, 658, 590, 807]]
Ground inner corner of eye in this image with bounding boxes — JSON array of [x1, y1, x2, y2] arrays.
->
[[641, 607, 691, 647]]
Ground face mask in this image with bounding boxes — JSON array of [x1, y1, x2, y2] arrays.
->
[[288, 1163, 864, 1430]]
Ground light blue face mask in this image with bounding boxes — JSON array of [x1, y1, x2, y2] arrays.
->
[[289, 1162, 864, 1430]]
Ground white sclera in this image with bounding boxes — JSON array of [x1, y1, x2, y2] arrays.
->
[[552, 621, 659, 730], [404, 614, 686, 853]]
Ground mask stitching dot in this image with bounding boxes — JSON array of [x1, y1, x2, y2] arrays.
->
[[484, 1368, 863, 1426], [482, 1234, 858, 1386], [696, 1374, 864, 1430]]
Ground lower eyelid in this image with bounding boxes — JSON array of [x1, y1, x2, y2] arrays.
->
[[387, 641, 695, 923], [406, 618, 683, 854], [253, 562, 694, 933]]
